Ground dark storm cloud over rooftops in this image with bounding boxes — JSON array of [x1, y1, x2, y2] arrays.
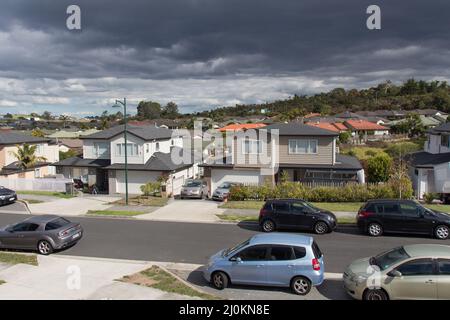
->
[[0, 0, 449, 114]]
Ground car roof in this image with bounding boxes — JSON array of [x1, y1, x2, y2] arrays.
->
[[25, 215, 62, 224], [403, 244, 450, 258], [266, 198, 306, 202], [249, 233, 313, 246], [366, 199, 416, 203]]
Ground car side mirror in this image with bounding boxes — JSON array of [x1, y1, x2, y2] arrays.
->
[[6, 227, 14, 233], [230, 257, 242, 263], [388, 270, 402, 277]]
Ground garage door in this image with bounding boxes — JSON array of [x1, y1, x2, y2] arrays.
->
[[171, 176, 185, 196], [116, 170, 160, 194], [211, 169, 261, 193]]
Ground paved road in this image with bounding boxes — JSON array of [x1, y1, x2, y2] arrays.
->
[[0, 212, 447, 273]]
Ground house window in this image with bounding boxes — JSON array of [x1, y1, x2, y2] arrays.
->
[[288, 139, 318, 154], [442, 135, 450, 148], [242, 139, 262, 154], [116, 143, 138, 156], [35, 144, 44, 154], [155, 142, 160, 152], [93, 142, 108, 157], [34, 168, 41, 178]]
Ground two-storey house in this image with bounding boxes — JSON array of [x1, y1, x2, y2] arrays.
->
[[408, 122, 450, 202], [0, 130, 59, 178], [201, 122, 364, 193], [54, 125, 199, 196]]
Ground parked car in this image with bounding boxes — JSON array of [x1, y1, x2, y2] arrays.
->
[[344, 244, 450, 300], [211, 182, 239, 201], [0, 186, 17, 206], [259, 199, 337, 234], [0, 215, 83, 255], [357, 199, 450, 239], [203, 233, 324, 295], [180, 180, 208, 199]]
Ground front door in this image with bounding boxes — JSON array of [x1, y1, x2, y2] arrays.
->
[[229, 245, 268, 285], [388, 259, 437, 299]]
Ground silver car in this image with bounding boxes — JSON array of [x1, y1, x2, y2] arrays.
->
[[344, 244, 450, 300], [0, 215, 83, 255], [211, 182, 239, 201], [180, 180, 208, 199]]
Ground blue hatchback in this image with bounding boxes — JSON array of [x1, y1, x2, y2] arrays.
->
[[203, 233, 324, 295]]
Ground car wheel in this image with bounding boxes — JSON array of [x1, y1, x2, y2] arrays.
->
[[364, 289, 388, 300], [261, 219, 276, 232], [211, 271, 228, 290], [291, 276, 311, 295], [37, 240, 53, 255], [435, 225, 450, 240], [367, 222, 383, 237], [314, 221, 329, 234]]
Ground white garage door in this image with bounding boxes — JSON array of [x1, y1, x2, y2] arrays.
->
[[116, 170, 160, 194], [171, 176, 185, 195], [211, 169, 261, 193]]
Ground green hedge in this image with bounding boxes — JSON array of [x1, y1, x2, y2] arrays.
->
[[229, 182, 412, 202]]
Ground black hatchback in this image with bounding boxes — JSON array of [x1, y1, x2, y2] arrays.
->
[[259, 199, 337, 234], [357, 199, 450, 239]]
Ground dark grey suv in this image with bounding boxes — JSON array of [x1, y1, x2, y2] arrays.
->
[[0, 215, 83, 255]]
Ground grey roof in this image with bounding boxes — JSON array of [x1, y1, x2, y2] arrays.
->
[[53, 156, 111, 168], [428, 122, 450, 134], [106, 147, 193, 172], [81, 124, 174, 141], [2, 161, 49, 170], [0, 131, 50, 145], [263, 122, 339, 136], [407, 151, 450, 168]]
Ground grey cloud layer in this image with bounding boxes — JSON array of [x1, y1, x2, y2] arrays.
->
[[0, 0, 449, 114]]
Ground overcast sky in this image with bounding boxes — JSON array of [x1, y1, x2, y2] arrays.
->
[[0, 0, 449, 116]]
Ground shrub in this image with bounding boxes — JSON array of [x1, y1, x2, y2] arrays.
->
[[140, 181, 162, 196], [423, 192, 437, 204], [365, 150, 377, 157], [339, 131, 352, 144], [367, 153, 393, 183]]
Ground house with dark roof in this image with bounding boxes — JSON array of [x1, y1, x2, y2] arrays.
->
[[408, 122, 450, 202], [0, 130, 59, 178], [200, 122, 364, 193], [53, 125, 199, 196]]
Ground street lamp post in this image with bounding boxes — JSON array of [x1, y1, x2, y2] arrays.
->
[[113, 98, 128, 205]]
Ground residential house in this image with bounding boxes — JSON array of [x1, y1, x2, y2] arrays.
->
[[343, 119, 390, 141], [0, 130, 59, 178], [58, 139, 83, 154], [53, 125, 199, 196], [200, 122, 364, 194], [408, 122, 450, 202], [218, 123, 267, 132]]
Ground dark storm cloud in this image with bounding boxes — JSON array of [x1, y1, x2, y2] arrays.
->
[[0, 0, 449, 114]]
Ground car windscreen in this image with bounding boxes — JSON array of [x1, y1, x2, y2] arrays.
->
[[184, 181, 202, 187], [371, 246, 410, 271], [45, 217, 71, 231], [302, 201, 320, 212], [222, 239, 250, 257], [219, 183, 232, 189]]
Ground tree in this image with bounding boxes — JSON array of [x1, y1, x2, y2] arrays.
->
[[367, 153, 392, 183], [388, 158, 413, 199], [137, 101, 161, 119], [31, 128, 45, 137], [405, 114, 425, 138], [41, 111, 53, 120], [59, 149, 78, 160], [3, 113, 13, 119], [338, 131, 352, 144], [10, 144, 47, 170], [162, 101, 179, 119]]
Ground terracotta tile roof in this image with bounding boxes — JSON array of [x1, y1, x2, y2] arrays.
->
[[345, 120, 388, 131], [306, 122, 341, 132], [333, 122, 348, 131], [303, 113, 321, 119], [218, 123, 266, 132]]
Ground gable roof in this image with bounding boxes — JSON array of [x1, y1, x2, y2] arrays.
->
[[0, 131, 50, 145], [407, 151, 450, 168], [218, 123, 267, 132], [81, 124, 174, 141], [263, 122, 338, 136], [344, 120, 388, 131], [429, 122, 450, 134], [306, 122, 341, 132]]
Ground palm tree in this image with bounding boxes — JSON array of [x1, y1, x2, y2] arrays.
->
[[10, 144, 47, 170]]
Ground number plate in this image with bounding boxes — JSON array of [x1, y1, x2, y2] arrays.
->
[[72, 232, 80, 239]]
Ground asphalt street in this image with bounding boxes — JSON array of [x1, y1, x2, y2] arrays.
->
[[0, 212, 447, 273]]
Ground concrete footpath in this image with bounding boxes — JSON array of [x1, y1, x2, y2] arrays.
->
[[0, 255, 194, 300]]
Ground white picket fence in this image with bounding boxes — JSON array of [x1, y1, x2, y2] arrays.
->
[[0, 178, 73, 192]]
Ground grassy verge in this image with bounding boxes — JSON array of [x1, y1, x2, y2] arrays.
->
[[0, 252, 38, 266], [22, 199, 44, 204], [111, 196, 169, 207], [220, 200, 363, 212], [426, 204, 450, 214], [219, 200, 263, 210], [87, 210, 147, 217], [120, 266, 218, 300], [17, 191, 75, 199]]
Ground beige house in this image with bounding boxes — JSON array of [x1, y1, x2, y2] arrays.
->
[[0, 130, 59, 178]]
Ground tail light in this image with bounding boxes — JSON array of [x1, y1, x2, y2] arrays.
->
[[312, 258, 321, 271], [259, 208, 268, 217], [58, 229, 70, 237], [357, 210, 373, 218]]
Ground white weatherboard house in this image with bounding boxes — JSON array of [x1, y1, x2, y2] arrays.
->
[[200, 122, 365, 194], [409, 122, 450, 202], [54, 125, 199, 196]]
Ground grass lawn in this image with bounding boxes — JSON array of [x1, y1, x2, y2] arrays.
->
[[87, 210, 147, 217], [340, 146, 387, 160], [426, 204, 450, 214], [220, 200, 363, 212], [219, 200, 263, 210], [0, 252, 38, 266], [112, 196, 169, 207], [22, 199, 44, 204], [17, 191, 75, 199], [120, 266, 218, 300]]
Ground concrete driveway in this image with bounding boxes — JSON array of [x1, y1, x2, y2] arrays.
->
[[137, 198, 225, 223]]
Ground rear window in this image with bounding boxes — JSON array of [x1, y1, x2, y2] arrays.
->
[[263, 202, 273, 210], [269, 246, 294, 261], [293, 246, 307, 259], [273, 202, 289, 211], [45, 217, 71, 231], [312, 241, 323, 259], [363, 203, 376, 212]]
